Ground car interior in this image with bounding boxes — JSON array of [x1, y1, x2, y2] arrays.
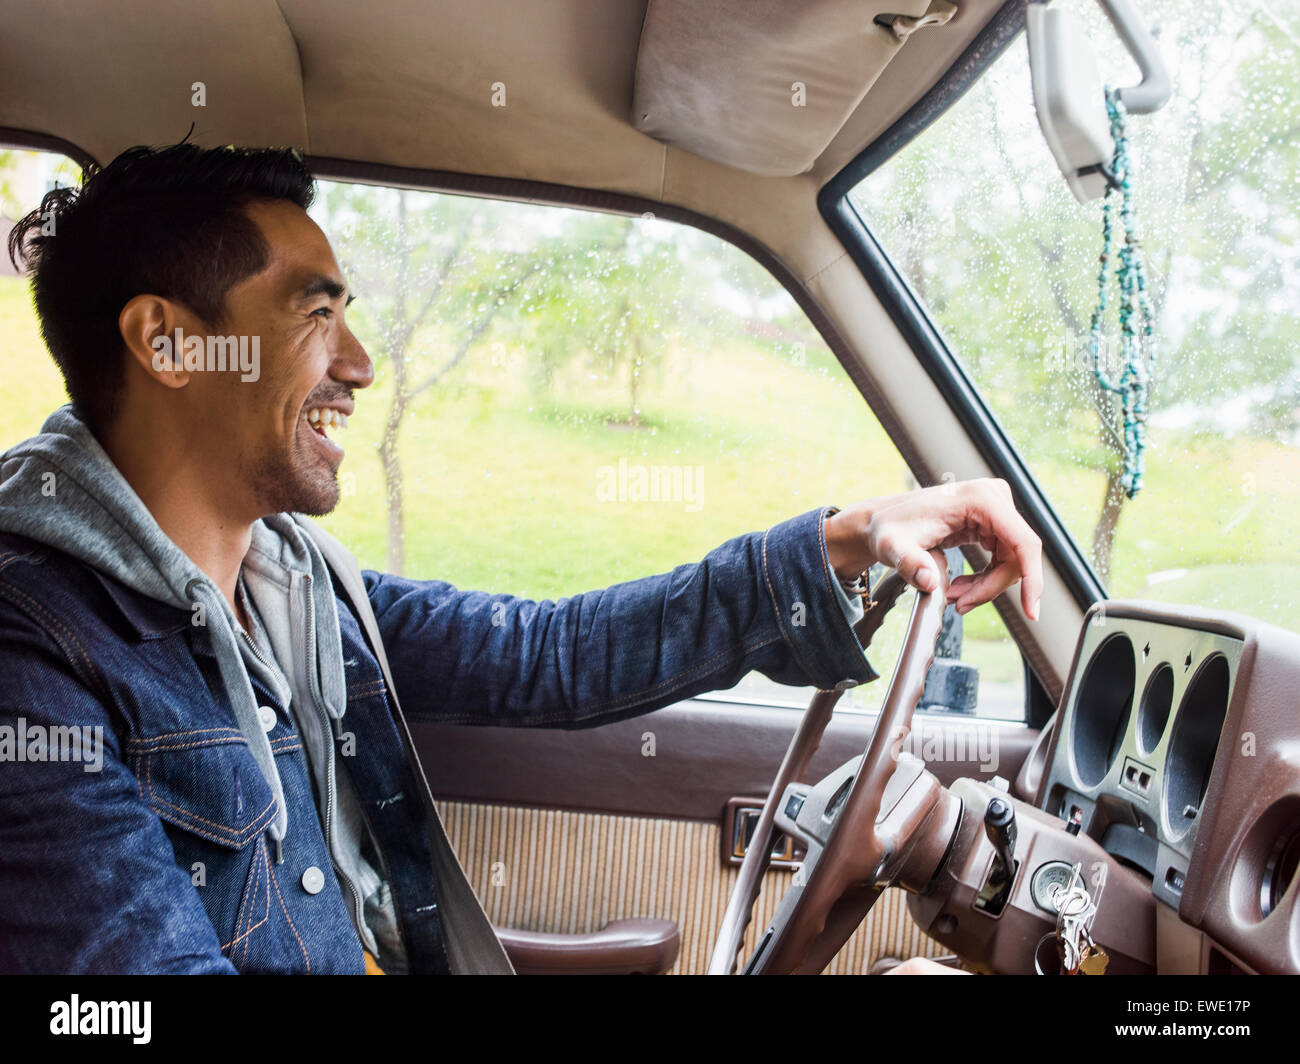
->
[[1, 0, 1296, 975]]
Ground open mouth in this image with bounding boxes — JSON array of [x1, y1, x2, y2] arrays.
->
[[305, 406, 349, 458], [306, 406, 349, 438]]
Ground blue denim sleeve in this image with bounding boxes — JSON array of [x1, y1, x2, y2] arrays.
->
[[0, 612, 236, 974], [363, 506, 877, 728]]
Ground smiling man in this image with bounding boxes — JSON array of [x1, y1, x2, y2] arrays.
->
[[0, 143, 1041, 974]]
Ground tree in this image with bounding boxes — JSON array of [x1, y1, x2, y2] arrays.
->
[[518, 213, 722, 424], [316, 184, 545, 574]]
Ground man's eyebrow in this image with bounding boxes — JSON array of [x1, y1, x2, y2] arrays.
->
[[294, 275, 353, 304]]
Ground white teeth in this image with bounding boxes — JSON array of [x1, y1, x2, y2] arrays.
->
[[306, 408, 348, 435]]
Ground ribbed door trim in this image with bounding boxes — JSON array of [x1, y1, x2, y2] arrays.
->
[[436, 801, 944, 974]]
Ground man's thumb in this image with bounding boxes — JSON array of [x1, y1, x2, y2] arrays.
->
[[900, 551, 938, 592]]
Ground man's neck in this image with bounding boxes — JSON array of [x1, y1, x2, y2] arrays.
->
[[99, 416, 254, 627]]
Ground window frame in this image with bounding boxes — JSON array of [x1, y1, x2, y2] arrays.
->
[[0, 128, 96, 173]]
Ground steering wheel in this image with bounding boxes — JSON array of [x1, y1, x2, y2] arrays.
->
[[708, 550, 961, 974]]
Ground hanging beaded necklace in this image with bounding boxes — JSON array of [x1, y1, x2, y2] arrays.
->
[[1087, 87, 1156, 499]]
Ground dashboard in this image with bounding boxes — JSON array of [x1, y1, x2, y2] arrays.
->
[[1028, 600, 1300, 973]]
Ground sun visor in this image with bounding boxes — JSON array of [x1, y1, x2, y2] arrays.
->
[[631, 0, 955, 177]]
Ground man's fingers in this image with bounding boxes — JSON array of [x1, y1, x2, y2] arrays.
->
[[1003, 525, 1043, 620], [946, 572, 977, 601], [865, 480, 1043, 620], [952, 561, 1020, 614], [872, 523, 942, 594], [975, 488, 1043, 620]]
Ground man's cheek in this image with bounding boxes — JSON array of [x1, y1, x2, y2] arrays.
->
[[291, 321, 329, 359], [261, 325, 315, 374]]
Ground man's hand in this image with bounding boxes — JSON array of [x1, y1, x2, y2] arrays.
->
[[824, 478, 1043, 621]]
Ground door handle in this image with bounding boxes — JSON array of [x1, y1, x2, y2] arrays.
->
[[496, 919, 679, 975], [722, 796, 802, 869]]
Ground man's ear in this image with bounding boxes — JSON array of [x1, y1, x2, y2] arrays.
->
[[119, 294, 189, 390]]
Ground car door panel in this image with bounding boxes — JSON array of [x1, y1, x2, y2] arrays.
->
[[416, 698, 1036, 973]]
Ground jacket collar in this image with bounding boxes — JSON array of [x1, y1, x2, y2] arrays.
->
[[88, 519, 308, 644], [90, 567, 192, 640], [91, 559, 353, 656]]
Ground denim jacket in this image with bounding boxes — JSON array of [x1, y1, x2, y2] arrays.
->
[[0, 507, 874, 973]]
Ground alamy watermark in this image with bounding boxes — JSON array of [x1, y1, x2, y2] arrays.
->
[[0, 717, 104, 773], [888, 720, 1002, 775], [50, 995, 150, 1044], [151, 327, 260, 382], [595, 457, 705, 512]]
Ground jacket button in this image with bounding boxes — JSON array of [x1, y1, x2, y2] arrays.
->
[[301, 866, 326, 895], [834, 678, 859, 691], [258, 706, 277, 732]]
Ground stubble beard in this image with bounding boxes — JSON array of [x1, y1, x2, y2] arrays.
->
[[246, 428, 341, 518]]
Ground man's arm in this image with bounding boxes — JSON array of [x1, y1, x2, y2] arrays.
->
[[0, 610, 236, 974], [363, 506, 876, 729], [365, 478, 1044, 729]]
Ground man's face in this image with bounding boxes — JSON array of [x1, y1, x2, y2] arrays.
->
[[183, 200, 373, 519]]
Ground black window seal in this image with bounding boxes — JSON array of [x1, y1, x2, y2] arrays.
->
[[0, 128, 98, 175], [816, 0, 1107, 614]]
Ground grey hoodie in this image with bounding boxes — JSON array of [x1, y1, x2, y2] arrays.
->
[[0, 404, 351, 854]]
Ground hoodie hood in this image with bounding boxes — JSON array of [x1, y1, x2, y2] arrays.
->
[[0, 404, 348, 849]]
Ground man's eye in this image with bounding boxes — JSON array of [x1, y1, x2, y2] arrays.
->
[[311, 307, 333, 319]]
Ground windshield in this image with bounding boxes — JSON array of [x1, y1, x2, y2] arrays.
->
[[850, 0, 1300, 633]]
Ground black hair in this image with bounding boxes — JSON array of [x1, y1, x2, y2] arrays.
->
[[7, 142, 316, 432]]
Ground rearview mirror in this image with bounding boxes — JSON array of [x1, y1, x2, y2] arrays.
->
[[1026, 0, 1171, 203]]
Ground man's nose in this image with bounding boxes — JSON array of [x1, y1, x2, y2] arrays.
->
[[333, 324, 374, 390]]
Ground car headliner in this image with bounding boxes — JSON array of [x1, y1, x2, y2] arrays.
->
[[1, 1, 1005, 244]]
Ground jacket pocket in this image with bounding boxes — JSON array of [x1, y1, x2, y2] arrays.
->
[[129, 727, 279, 848], [128, 728, 280, 967]]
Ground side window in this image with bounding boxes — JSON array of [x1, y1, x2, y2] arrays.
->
[[310, 180, 1027, 720], [1, 148, 81, 442], [0, 151, 1027, 721]]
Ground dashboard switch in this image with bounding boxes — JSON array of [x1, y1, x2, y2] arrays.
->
[[975, 797, 1020, 916], [984, 797, 1018, 884]]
